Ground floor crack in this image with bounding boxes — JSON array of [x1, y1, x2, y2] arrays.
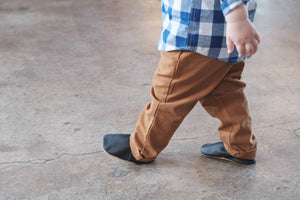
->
[[255, 120, 300, 129], [173, 137, 200, 141], [293, 128, 300, 138], [0, 150, 103, 166]]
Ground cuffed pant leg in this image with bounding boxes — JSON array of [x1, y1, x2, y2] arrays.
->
[[200, 61, 257, 160]]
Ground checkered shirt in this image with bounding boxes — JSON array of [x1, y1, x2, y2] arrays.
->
[[157, 0, 257, 63]]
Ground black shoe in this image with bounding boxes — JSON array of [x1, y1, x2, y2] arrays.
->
[[201, 141, 256, 165], [102, 134, 152, 164]]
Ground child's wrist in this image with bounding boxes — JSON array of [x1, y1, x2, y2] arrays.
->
[[227, 18, 251, 25], [225, 4, 248, 23]]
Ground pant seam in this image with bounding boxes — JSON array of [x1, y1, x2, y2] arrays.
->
[[140, 102, 160, 154], [165, 50, 183, 102], [140, 51, 184, 157]]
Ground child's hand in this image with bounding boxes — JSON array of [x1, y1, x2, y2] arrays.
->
[[225, 4, 260, 59]]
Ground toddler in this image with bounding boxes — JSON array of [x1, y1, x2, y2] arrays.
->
[[103, 0, 260, 165]]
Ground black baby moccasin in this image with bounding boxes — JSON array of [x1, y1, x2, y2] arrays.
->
[[201, 141, 256, 165], [102, 134, 151, 164]]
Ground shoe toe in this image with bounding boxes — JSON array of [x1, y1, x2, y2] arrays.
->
[[200, 144, 210, 155], [102, 134, 115, 153], [102, 134, 131, 158], [201, 142, 225, 156]]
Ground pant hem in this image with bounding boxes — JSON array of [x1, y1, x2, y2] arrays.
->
[[130, 134, 156, 163], [224, 143, 257, 160]]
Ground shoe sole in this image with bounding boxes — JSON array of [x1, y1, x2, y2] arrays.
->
[[101, 144, 154, 164], [202, 154, 256, 165]]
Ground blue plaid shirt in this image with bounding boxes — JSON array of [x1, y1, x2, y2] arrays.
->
[[158, 0, 257, 63]]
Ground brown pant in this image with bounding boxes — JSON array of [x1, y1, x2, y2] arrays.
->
[[130, 50, 257, 162]]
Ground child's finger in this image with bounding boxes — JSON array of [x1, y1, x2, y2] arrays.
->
[[226, 38, 234, 54], [255, 33, 260, 44], [245, 43, 253, 58], [252, 39, 258, 54], [236, 44, 246, 58]]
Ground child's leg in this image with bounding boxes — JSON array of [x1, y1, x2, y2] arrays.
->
[[200, 61, 257, 160], [130, 50, 233, 162]]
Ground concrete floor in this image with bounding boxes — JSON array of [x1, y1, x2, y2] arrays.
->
[[0, 0, 299, 199]]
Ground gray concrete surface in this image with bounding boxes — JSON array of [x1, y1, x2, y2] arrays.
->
[[0, 0, 299, 199]]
